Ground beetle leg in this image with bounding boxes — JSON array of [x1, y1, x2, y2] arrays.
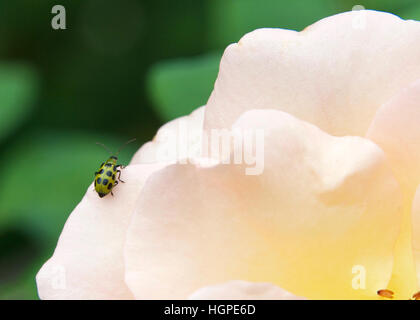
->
[[117, 170, 125, 183]]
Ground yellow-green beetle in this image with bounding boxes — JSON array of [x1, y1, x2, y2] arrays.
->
[[94, 139, 135, 198]]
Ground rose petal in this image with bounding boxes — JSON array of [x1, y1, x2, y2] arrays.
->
[[366, 79, 420, 298], [411, 184, 420, 291], [130, 106, 205, 164], [188, 280, 305, 300], [205, 11, 420, 136], [367, 79, 420, 193], [36, 164, 166, 299], [124, 110, 402, 299]]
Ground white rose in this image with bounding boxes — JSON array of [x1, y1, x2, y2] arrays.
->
[[37, 10, 420, 300]]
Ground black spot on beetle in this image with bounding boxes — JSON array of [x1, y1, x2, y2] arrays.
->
[[112, 174, 115, 180], [107, 183, 113, 190], [98, 192, 106, 198], [97, 177, 102, 184], [106, 171, 112, 177], [105, 163, 112, 167], [103, 179, 109, 185], [99, 169, 104, 174]]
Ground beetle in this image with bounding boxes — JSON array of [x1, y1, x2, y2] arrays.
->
[[94, 138, 136, 198]]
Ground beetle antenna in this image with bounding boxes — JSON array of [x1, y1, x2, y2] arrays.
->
[[96, 142, 113, 155], [116, 138, 136, 156]]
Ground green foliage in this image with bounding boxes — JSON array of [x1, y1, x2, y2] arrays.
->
[[340, 0, 419, 13], [0, 275, 38, 300], [0, 131, 135, 242], [148, 52, 222, 121], [0, 258, 41, 300], [0, 63, 38, 142], [398, 3, 420, 20], [0, 227, 44, 299], [206, 0, 339, 48]]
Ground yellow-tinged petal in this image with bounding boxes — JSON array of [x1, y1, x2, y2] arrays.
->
[[411, 184, 420, 294], [124, 110, 402, 299], [367, 79, 420, 298]]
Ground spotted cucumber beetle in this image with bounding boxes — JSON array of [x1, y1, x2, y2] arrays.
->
[[94, 138, 136, 198]]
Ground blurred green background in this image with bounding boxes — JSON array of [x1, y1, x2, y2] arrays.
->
[[0, 0, 419, 299]]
